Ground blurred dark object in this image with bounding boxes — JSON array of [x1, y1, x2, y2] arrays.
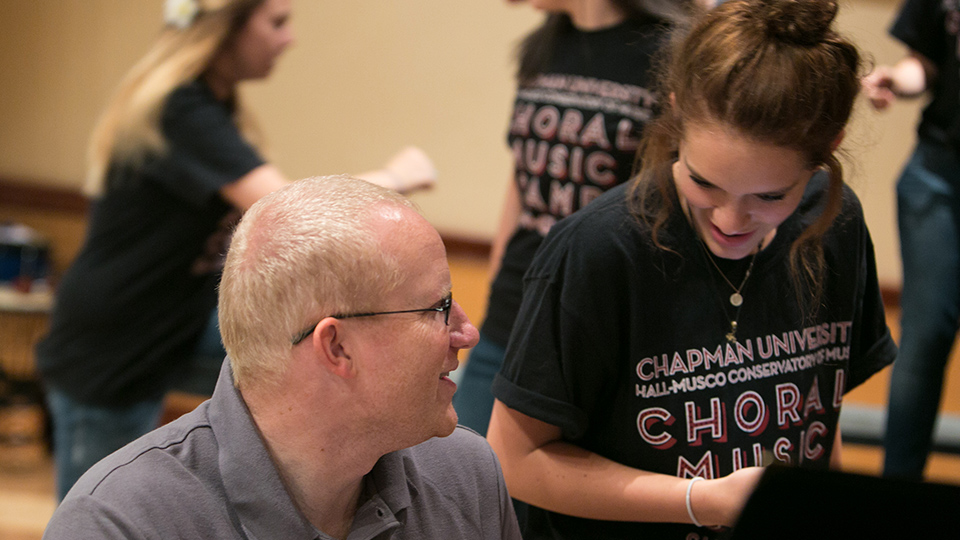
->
[[0, 230, 54, 469], [0, 366, 49, 470], [0, 222, 51, 292], [727, 466, 960, 539]]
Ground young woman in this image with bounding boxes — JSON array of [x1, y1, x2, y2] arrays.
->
[[487, 0, 896, 537], [453, 0, 696, 435], [37, 0, 433, 500]]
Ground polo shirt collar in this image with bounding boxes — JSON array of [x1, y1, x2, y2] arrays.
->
[[209, 359, 322, 539], [208, 359, 421, 540], [348, 450, 419, 539]]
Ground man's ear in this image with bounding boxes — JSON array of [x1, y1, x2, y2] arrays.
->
[[312, 318, 357, 379]]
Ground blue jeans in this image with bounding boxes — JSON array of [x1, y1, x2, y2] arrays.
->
[[46, 309, 225, 500], [883, 137, 960, 480], [453, 333, 506, 436], [46, 389, 163, 501]]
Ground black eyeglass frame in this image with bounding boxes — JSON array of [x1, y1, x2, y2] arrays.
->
[[290, 293, 453, 346]]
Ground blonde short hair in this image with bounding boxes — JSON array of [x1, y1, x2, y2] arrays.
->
[[219, 176, 416, 387]]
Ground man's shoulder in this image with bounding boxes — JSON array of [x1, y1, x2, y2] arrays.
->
[[393, 425, 502, 489], [46, 404, 235, 538], [381, 427, 517, 536], [404, 425, 496, 466], [67, 403, 222, 507], [87, 406, 212, 477]]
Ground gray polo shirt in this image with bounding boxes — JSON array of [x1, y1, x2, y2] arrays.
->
[[44, 360, 522, 540]]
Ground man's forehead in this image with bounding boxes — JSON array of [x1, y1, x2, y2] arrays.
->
[[367, 203, 446, 270], [365, 203, 423, 237], [372, 203, 408, 223], [392, 226, 449, 293]]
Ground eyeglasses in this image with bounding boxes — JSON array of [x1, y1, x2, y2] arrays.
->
[[291, 293, 453, 346]]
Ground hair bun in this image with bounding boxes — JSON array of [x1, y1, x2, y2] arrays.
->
[[755, 0, 838, 46]]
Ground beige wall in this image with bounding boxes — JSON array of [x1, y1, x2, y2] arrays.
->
[[839, 0, 921, 291], [0, 0, 921, 288]]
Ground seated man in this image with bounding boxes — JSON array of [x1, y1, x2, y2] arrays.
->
[[43, 176, 522, 540]]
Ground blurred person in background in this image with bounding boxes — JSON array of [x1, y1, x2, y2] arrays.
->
[[36, 0, 435, 501], [862, 0, 960, 481], [453, 0, 699, 436]]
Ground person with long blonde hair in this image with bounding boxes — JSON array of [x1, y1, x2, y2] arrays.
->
[[487, 0, 895, 537], [37, 0, 435, 501]]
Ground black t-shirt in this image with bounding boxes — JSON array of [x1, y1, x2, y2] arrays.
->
[[482, 19, 666, 345], [891, 0, 960, 151], [492, 176, 897, 539], [37, 80, 264, 406]]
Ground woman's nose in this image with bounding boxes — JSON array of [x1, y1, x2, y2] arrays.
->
[[711, 199, 751, 234]]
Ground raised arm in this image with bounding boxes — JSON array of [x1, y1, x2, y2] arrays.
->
[[220, 163, 289, 210], [220, 146, 437, 211], [486, 399, 764, 528], [355, 146, 437, 194], [861, 51, 936, 110]]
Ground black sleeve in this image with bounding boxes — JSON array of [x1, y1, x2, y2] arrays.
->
[[492, 210, 632, 440], [154, 82, 266, 206], [890, 0, 947, 65], [847, 206, 898, 391]]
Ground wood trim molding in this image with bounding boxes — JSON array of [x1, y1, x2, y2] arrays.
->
[[0, 177, 89, 214], [880, 286, 899, 309], [440, 234, 491, 259], [0, 177, 905, 309]]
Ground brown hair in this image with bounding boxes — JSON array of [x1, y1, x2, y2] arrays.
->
[[629, 0, 861, 311]]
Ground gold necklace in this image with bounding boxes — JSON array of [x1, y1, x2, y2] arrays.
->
[[700, 242, 757, 307], [696, 238, 758, 343]]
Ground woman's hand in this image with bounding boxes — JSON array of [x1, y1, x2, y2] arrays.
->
[[861, 53, 933, 111], [861, 66, 897, 111], [383, 146, 437, 193], [489, 401, 767, 527], [356, 146, 437, 194], [690, 466, 765, 528]]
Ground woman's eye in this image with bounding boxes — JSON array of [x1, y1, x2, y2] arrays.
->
[[757, 193, 786, 202], [691, 176, 712, 188]]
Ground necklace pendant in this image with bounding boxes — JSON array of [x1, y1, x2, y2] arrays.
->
[[730, 292, 743, 307], [726, 320, 738, 343]]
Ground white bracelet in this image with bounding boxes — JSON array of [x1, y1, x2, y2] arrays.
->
[[686, 476, 705, 528]]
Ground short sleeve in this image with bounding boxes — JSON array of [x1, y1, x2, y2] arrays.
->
[[493, 206, 632, 440], [152, 82, 265, 206], [847, 214, 898, 391], [493, 269, 592, 437]]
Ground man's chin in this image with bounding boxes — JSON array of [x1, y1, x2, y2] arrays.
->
[[435, 410, 459, 438]]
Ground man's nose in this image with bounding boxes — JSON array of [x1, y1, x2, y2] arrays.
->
[[449, 300, 480, 349]]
